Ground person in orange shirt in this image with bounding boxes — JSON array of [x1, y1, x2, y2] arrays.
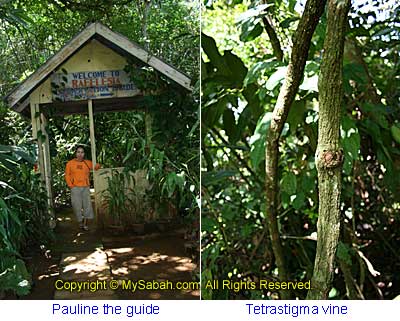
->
[[65, 145, 100, 231]]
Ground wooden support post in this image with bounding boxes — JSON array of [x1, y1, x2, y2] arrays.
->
[[30, 102, 39, 140], [88, 99, 100, 227], [30, 102, 54, 228], [88, 99, 96, 168], [30, 103, 45, 180], [41, 113, 56, 228]]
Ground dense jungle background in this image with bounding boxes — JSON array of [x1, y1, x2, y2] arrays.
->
[[201, 0, 400, 299], [0, 0, 199, 297]]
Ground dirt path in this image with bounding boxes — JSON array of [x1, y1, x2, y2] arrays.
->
[[22, 208, 199, 300]]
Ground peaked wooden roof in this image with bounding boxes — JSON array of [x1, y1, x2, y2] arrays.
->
[[5, 22, 192, 112]]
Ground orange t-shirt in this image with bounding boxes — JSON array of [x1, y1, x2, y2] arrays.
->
[[65, 159, 101, 188]]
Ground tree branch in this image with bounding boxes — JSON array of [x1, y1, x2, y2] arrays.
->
[[264, 0, 327, 300], [262, 15, 283, 62], [211, 128, 262, 186], [306, 0, 350, 300]]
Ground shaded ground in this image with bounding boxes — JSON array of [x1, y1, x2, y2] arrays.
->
[[21, 207, 199, 300]]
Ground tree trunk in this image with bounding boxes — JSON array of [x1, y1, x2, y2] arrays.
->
[[142, 0, 153, 148], [260, 0, 283, 63], [264, 0, 326, 299], [306, 0, 350, 300]]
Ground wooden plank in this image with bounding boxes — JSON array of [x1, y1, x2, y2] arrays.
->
[[7, 21, 192, 113], [95, 23, 192, 91], [30, 102, 38, 139], [88, 99, 96, 168], [38, 141, 45, 183], [6, 23, 96, 109], [41, 113, 56, 228], [41, 96, 146, 116], [88, 99, 99, 226], [15, 98, 29, 113], [32, 103, 46, 181]]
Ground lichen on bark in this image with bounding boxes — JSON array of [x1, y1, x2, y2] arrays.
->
[[306, 0, 351, 300], [264, 0, 326, 300]]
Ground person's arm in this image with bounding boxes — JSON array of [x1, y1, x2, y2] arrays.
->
[[86, 160, 101, 171], [65, 162, 74, 188]]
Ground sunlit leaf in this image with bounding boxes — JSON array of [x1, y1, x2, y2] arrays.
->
[[249, 112, 272, 168], [265, 66, 287, 90]]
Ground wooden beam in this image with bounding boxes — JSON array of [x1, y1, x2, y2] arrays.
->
[[30, 102, 38, 140], [95, 23, 192, 91], [88, 99, 96, 168], [88, 99, 101, 227], [41, 113, 56, 228], [7, 22, 192, 113], [6, 23, 96, 109], [31, 103, 45, 179]]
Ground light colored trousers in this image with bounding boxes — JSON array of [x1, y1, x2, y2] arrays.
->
[[71, 187, 94, 221]]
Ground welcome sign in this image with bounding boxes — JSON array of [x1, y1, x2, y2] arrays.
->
[[51, 70, 139, 102]]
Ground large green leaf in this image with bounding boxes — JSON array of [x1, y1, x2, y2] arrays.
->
[[236, 3, 273, 22], [0, 154, 18, 171], [281, 172, 297, 196], [231, 105, 251, 143], [265, 66, 287, 90], [202, 95, 228, 128], [341, 116, 360, 161], [0, 254, 31, 296], [221, 205, 235, 221], [299, 75, 318, 92], [292, 192, 305, 210], [249, 112, 272, 168], [223, 108, 236, 143], [239, 19, 263, 42], [236, 3, 274, 42], [224, 50, 248, 84], [287, 100, 306, 134], [201, 33, 229, 76], [202, 170, 237, 187], [343, 63, 368, 86], [244, 60, 279, 87], [337, 241, 352, 266], [201, 217, 217, 233], [301, 172, 316, 194], [390, 124, 400, 144]]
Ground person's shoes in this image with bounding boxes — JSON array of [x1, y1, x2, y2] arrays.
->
[[79, 222, 84, 230], [83, 225, 89, 231]]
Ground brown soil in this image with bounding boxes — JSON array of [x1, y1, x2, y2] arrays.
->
[[9, 207, 199, 300]]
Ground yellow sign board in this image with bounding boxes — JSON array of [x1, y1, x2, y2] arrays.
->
[[51, 70, 139, 102]]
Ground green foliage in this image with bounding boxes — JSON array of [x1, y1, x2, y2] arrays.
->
[[0, 249, 31, 296], [249, 112, 272, 168], [281, 172, 297, 196], [336, 242, 352, 266], [236, 3, 273, 42], [0, 0, 199, 296], [102, 170, 137, 225], [0, 144, 52, 296], [202, 0, 400, 299], [390, 124, 400, 144]]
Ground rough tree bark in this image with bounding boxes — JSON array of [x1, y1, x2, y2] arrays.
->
[[142, 0, 153, 147], [306, 0, 351, 300], [262, 15, 283, 62], [264, 0, 326, 299], [261, 8, 283, 62]]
